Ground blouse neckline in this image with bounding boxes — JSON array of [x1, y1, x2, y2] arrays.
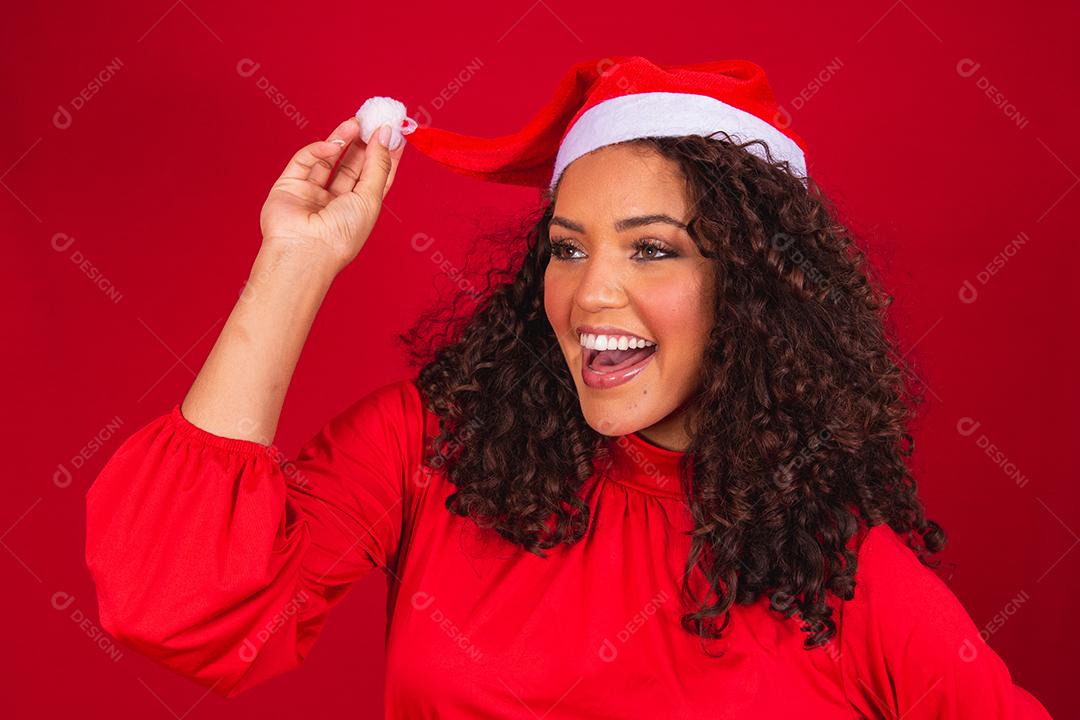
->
[[604, 430, 690, 500]]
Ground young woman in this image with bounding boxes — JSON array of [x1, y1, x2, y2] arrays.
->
[[85, 58, 1053, 718]]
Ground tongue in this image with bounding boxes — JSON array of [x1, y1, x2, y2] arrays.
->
[[592, 345, 656, 372]]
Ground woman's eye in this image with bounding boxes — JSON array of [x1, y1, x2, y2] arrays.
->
[[548, 238, 677, 262], [632, 239, 677, 261], [549, 240, 583, 260]]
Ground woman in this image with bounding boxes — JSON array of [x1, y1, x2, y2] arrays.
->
[[85, 58, 1052, 718]]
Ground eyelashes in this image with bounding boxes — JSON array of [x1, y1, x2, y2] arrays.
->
[[548, 237, 679, 263]]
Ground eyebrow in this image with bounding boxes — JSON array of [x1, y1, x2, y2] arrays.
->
[[549, 214, 689, 233]]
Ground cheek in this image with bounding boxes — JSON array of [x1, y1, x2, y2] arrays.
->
[[542, 269, 572, 328], [640, 273, 713, 365]]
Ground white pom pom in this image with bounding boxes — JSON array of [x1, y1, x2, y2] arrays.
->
[[355, 96, 417, 150]]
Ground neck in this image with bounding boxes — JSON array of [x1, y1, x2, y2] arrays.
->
[[634, 394, 699, 452]]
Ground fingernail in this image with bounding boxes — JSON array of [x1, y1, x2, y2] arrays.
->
[[378, 124, 391, 148], [329, 138, 346, 146]]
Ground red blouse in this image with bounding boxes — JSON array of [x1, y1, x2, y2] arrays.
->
[[84, 377, 1052, 718]]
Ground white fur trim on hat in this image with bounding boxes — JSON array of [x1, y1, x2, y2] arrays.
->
[[551, 92, 808, 189]]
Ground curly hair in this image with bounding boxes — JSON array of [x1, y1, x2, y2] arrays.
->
[[396, 131, 947, 652]]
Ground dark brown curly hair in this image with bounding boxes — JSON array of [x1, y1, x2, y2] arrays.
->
[[396, 131, 946, 652]]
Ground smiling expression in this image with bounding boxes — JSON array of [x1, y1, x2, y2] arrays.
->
[[543, 142, 716, 451]]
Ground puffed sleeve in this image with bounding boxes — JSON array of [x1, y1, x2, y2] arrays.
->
[[838, 524, 1053, 719], [84, 378, 426, 699]]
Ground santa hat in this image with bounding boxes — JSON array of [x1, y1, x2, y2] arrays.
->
[[355, 56, 809, 191]]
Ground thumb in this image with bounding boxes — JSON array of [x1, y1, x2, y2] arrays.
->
[[352, 123, 397, 202]]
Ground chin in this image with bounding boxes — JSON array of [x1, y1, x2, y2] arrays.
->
[[584, 415, 634, 438], [564, 358, 660, 436], [575, 399, 651, 438]]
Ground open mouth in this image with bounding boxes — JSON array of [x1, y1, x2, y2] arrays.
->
[[584, 343, 658, 373]]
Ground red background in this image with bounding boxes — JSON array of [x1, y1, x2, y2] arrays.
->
[[5, 1, 1077, 717]]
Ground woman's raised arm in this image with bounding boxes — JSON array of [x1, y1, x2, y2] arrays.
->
[[85, 118, 416, 699], [181, 116, 405, 444]]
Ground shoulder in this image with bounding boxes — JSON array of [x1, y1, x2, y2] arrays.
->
[[331, 376, 427, 434], [302, 376, 433, 469], [351, 375, 424, 414], [839, 524, 1047, 718], [842, 523, 972, 684], [854, 523, 945, 595], [847, 523, 963, 639]]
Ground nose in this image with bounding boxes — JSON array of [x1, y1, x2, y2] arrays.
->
[[574, 251, 629, 313]]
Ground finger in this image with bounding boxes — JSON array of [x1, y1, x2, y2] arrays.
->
[[327, 140, 366, 195], [307, 117, 361, 187], [329, 130, 406, 197], [351, 124, 396, 203], [275, 117, 358, 184]]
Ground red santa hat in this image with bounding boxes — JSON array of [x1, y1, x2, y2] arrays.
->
[[355, 55, 809, 191]]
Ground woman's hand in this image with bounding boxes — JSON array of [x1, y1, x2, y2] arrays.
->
[[259, 117, 406, 275]]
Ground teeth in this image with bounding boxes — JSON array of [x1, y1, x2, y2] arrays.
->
[[578, 333, 657, 351]]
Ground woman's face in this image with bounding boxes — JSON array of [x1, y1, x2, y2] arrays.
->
[[543, 143, 715, 451]]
